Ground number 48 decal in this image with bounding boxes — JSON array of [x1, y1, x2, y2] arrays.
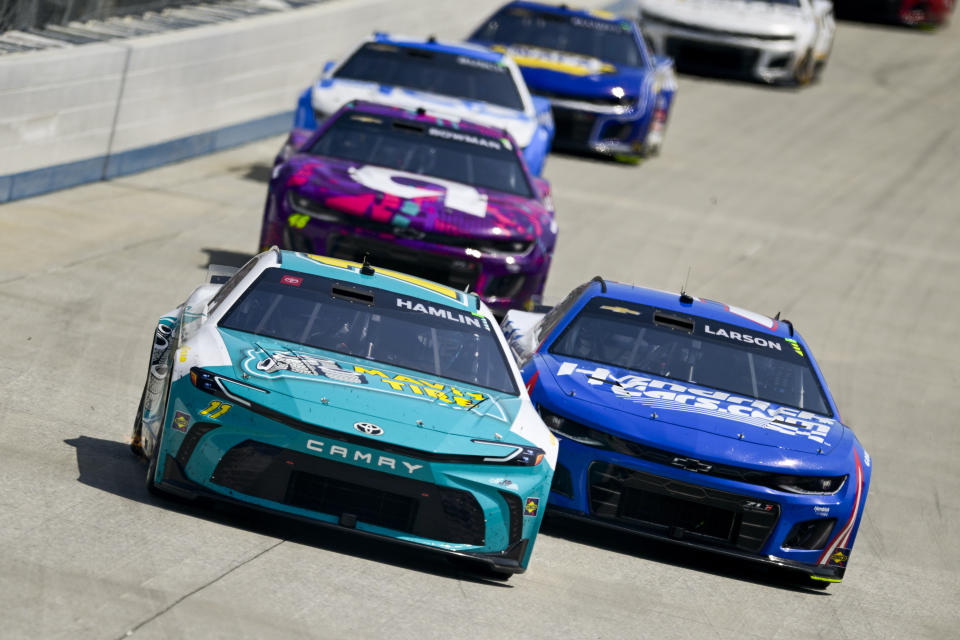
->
[[199, 400, 232, 419]]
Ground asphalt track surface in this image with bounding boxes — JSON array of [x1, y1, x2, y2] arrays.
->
[[1, 4, 959, 639]]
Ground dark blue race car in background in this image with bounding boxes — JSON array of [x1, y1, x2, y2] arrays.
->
[[502, 278, 871, 587], [470, 1, 677, 160]]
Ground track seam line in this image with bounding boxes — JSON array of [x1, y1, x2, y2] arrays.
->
[[117, 539, 284, 639]]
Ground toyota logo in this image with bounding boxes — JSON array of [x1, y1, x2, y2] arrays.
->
[[354, 422, 384, 436]]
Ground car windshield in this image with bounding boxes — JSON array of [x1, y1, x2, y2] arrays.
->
[[219, 269, 518, 395], [334, 42, 526, 111], [307, 112, 534, 198], [472, 8, 643, 68], [549, 297, 832, 416]]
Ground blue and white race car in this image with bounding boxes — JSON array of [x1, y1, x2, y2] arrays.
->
[[502, 278, 870, 586], [469, 2, 677, 159], [130, 249, 558, 577], [293, 33, 555, 176]]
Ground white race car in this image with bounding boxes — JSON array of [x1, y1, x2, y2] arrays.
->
[[292, 33, 555, 176], [638, 0, 835, 85]]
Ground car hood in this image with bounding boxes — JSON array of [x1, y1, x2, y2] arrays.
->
[[641, 0, 808, 36], [312, 79, 536, 148], [542, 353, 847, 457], [279, 156, 554, 245], [206, 330, 527, 454]]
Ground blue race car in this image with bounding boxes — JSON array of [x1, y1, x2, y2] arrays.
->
[[502, 278, 871, 587], [293, 33, 555, 176], [130, 249, 558, 577], [469, 2, 677, 159]]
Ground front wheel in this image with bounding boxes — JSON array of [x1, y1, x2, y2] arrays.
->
[[793, 50, 815, 86]]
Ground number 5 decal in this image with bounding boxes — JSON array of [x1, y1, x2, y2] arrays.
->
[[199, 400, 232, 419]]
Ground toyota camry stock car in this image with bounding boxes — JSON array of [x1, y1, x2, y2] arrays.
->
[[501, 278, 871, 586], [469, 2, 677, 159], [293, 33, 554, 176], [638, 0, 835, 85], [129, 249, 558, 576], [260, 100, 558, 317]]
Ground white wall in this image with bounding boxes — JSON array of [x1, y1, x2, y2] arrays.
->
[[0, 0, 611, 199]]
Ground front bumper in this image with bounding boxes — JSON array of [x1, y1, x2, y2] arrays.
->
[[152, 391, 553, 572], [643, 22, 802, 84], [547, 434, 854, 582], [541, 95, 655, 157], [260, 192, 553, 315]]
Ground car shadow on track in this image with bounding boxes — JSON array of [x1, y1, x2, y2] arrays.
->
[[540, 513, 831, 595], [200, 248, 256, 269], [64, 435, 513, 588]]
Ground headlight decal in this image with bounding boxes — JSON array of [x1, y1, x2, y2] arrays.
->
[[817, 449, 864, 567]]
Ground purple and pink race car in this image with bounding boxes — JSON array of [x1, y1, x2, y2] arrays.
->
[[259, 101, 558, 315]]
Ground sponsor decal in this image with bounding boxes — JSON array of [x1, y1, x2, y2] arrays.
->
[[427, 127, 502, 150], [243, 350, 489, 409], [814, 506, 831, 516], [281, 275, 303, 287], [827, 547, 851, 567], [524, 497, 540, 517], [306, 438, 423, 475], [396, 298, 488, 330], [455, 55, 506, 73], [491, 478, 518, 489], [498, 44, 615, 76], [354, 422, 384, 436], [704, 325, 782, 351], [571, 15, 623, 31], [178, 346, 190, 363], [172, 411, 191, 433], [556, 362, 835, 443], [257, 352, 367, 384]]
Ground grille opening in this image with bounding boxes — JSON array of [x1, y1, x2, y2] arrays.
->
[[620, 488, 735, 541], [498, 491, 524, 544], [331, 285, 375, 305], [783, 518, 836, 550], [287, 470, 417, 532], [653, 311, 694, 332], [550, 463, 574, 498]]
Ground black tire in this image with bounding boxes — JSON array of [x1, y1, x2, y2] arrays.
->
[[793, 50, 815, 86], [130, 383, 147, 458], [145, 422, 163, 496]]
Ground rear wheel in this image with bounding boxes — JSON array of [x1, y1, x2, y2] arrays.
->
[[130, 384, 147, 457], [145, 422, 163, 496]]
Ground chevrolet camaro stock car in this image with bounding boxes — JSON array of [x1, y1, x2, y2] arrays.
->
[[293, 33, 555, 176], [130, 249, 558, 577], [638, 0, 836, 85], [469, 2, 677, 159], [502, 278, 871, 586], [260, 101, 558, 316]]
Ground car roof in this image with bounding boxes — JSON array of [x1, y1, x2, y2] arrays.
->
[[499, 1, 626, 25], [337, 100, 515, 144], [369, 32, 506, 64], [581, 279, 797, 340], [278, 251, 483, 314]]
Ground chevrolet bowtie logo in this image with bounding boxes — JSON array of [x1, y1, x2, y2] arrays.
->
[[671, 457, 713, 473]]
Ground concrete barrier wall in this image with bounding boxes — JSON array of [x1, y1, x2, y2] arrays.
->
[[0, 0, 609, 203]]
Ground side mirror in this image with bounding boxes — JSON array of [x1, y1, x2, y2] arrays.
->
[[532, 176, 551, 201], [322, 59, 336, 75]]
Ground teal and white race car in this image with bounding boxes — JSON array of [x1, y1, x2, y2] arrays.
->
[[130, 248, 557, 577]]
